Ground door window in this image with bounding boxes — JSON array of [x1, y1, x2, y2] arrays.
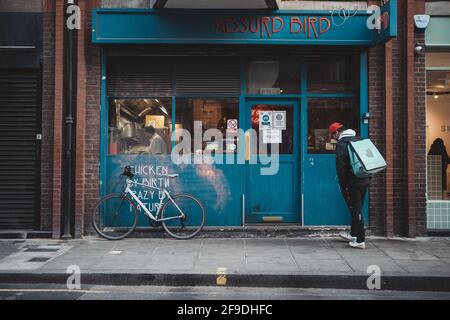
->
[[251, 104, 293, 155]]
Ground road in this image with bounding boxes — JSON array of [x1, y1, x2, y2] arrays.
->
[[0, 284, 450, 300]]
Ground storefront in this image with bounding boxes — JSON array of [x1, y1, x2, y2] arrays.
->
[[92, 4, 397, 228], [425, 12, 450, 231]]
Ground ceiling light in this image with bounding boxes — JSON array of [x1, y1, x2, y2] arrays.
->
[[160, 105, 169, 116]]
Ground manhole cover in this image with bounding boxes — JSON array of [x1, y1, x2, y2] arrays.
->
[[28, 257, 51, 262]]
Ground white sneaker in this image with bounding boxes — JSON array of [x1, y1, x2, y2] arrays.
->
[[349, 241, 366, 250], [339, 232, 356, 242]]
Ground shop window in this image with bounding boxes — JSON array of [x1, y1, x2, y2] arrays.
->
[[426, 67, 450, 230], [307, 98, 360, 154], [250, 104, 294, 155], [307, 56, 359, 94], [108, 98, 172, 155], [426, 52, 450, 69], [175, 99, 239, 154], [247, 60, 300, 95]]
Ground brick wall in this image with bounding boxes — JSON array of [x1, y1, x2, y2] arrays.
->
[[368, 42, 385, 236], [82, 0, 102, 235], [40, 0, 55, 231]]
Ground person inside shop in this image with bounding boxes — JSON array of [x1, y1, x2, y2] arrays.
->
[[428, 138, 450, 195], [328, 122, 371, 250], [145, 125, 168, 155]]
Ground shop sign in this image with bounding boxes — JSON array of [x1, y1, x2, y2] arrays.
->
[[371, 0, 397, 44], [93, 4, 397, 46]]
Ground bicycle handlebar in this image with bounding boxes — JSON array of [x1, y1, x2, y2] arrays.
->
[[121, 166, 135, 178]]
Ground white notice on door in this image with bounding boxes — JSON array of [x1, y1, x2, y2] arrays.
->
[[272, 111, 286, 130], [262, 129, 282, 144]]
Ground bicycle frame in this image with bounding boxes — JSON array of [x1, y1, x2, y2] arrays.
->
[[124, 178, 185, 223]]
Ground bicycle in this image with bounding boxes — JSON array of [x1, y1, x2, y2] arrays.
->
[[92, 166, 206, 240]]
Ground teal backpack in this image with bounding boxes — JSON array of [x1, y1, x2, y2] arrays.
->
[[347, 139, 387, 178]]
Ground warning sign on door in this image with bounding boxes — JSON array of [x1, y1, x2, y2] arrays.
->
[[259, 111, 272, 130], [272, 111, 286, 130], [227, 119, 238, 130]]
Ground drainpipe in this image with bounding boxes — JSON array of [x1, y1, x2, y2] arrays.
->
[[61, 1, 76, 239]]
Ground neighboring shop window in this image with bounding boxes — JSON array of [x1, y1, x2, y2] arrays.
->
[[175, 99, 239, 154], [247, 60, 300, 95], [250, 104, 294, 155], [308, 56, 359, 94], [108, 98, 172, 155], [307, 98, 360, 154], [426, 51, 450, 230]]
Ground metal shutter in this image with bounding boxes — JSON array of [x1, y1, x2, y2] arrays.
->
[[0, 69, 39, 229], [107, 57, 173, 97], [175, 58, 241, 95]]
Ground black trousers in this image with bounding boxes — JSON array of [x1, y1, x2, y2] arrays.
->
[[344, 185, 367, 243]]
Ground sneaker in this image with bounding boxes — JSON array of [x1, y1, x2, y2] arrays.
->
[[349, 241, 366, 250], [339, 232, 356, 242]]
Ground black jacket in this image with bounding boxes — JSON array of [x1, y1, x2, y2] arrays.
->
[[336, 135, 372, 192]]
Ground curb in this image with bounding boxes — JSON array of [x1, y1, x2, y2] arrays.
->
[[1, 273, 450, 292]]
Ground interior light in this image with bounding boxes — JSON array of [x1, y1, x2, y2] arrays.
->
[[160, 105, 169, 116], [434, 93, 439, 99]]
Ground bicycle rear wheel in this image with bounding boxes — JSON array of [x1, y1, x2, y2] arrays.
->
[[160, 194, 206, 240], [92, 193, 138, 240]]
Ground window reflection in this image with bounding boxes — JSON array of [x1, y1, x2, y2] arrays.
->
[[247, 60, 300, 94], [175, 99, 240, 155], [308, 98, 360, 154], [308, 56, 359, 94], [108, 98, 172, 155], [251, 105, 293, 155]]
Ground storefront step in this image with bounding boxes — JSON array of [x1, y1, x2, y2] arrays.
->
[[119, 226, 361, 239]]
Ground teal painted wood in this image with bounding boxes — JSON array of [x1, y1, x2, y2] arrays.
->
[[92, 9, 391, 46], [372, 0, 398, 44], [303, 51, 369, 226], [106, 155, 244, 227], [244, 99, 301, 223]]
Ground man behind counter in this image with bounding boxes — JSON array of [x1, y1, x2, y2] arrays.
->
[[145, 125, 168, 155]]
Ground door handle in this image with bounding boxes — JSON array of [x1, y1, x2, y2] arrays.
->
[[245, 132, 251, 161]]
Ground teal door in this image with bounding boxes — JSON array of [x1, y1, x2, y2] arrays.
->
[[244, 100, 301, 224]]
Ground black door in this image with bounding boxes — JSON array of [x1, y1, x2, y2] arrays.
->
[[0, 69, 40, 229]]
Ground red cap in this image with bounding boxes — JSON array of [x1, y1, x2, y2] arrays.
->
[[328, 122, 343, 135]]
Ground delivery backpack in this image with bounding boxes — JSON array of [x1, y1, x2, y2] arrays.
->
[[347, 139, 387, 178]]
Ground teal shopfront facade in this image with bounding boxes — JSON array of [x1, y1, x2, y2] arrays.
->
[[92, 5, 396, 228]]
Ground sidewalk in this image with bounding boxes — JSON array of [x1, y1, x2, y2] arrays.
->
[[1, 237, 450, 291]]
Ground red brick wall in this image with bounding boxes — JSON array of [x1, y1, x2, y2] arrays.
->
[[51, 0, 65, 238], [82, 0, 101, 235], [414, 0, 427, 236], [368, 42, 386, 236], [367, 0, 427, 237], [40, 0, 55, 231]]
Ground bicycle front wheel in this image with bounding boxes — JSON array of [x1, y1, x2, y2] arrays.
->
[[92, 193, 138, 240], [161, 194, 206, 240]]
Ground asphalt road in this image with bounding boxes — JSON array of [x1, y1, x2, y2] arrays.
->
[[0, 284, 450, 300]]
